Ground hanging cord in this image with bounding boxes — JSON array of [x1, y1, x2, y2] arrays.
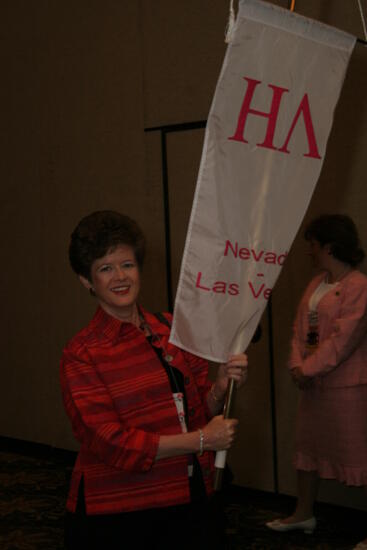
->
[[225, 0, 295, 43], [357, 0, 367, 42], [225, 0, 236, 43]]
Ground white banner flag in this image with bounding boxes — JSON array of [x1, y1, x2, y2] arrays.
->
[[169, 0, 355, 363]]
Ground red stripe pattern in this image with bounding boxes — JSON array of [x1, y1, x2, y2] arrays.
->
[[60, 307, 214, 515]]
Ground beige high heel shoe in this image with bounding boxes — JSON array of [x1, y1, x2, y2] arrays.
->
[[266, 516, 316, 534]]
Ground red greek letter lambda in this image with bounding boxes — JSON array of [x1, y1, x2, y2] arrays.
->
[[278, 93, 321, 159], [229, 77, 322, 159]]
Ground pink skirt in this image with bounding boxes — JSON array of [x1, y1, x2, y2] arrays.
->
[[293, 384, 367, 486]]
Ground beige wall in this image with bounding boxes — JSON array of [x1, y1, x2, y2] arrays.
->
[[1, 0, 366, 510]]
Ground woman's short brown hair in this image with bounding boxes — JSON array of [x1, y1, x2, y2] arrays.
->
[[304, 214, 365, 267], [69, 211, 146, 280]]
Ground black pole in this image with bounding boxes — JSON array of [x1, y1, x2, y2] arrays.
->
[[145, 120, 207, 312], [160, 130, 173, 312], [267, 295, 279, 493]]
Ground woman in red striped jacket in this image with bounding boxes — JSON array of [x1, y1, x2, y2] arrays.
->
[[60, 210, 248, 550]]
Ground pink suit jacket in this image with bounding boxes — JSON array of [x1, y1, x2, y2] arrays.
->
[[289, 270, 367, 388]]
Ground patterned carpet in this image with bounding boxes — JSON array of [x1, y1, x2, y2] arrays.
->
[[0, 442, 365, 549]]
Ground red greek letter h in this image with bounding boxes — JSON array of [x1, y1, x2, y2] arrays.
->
[[228, 77, 289, 151]]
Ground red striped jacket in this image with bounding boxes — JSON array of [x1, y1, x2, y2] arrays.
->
[[60, 306, 215, 515]]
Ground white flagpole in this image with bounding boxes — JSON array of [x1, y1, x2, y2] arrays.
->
[[213, 378, 236, 490], [214, 339, 244, 490]]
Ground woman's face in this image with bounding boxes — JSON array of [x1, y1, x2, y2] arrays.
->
[[80, 244, 140, 321], [308, 239, 330, 270]]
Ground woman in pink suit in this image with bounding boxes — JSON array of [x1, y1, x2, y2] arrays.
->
[[267, 214, 367, 549]]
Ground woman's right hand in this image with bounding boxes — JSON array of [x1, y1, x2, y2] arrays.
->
[[202, 415, 239, 451]]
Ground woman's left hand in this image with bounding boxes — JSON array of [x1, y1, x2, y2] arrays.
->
[[213, 354, 248, 400]]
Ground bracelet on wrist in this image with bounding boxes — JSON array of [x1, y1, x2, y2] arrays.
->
[[210, 384, 224, 403], [198, 428, 204, 456]]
